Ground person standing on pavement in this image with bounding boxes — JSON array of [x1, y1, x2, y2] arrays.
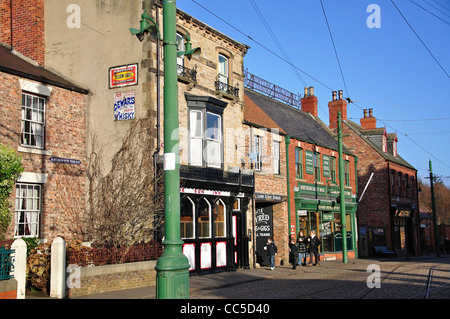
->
[[308, 230, 320, 266], [289, 238, 299, 269], [297, 231, 308, 266], [265, 238, 278, 270]]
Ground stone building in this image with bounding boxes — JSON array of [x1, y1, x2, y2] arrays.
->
[[327, 95, 420, 258]]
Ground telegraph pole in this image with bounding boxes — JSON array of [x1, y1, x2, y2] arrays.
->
[[429, 160, 440, 258], [338, 111, 348, 263]]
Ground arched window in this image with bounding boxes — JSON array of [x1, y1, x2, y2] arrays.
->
[[214, 199, 226, 237], [198, 198, 211, 238], [181, 196, 195, 239]]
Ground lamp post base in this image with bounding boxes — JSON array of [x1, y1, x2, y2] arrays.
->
[[155, 241, 190, 299]]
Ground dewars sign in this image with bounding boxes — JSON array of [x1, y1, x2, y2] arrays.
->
[[114, 91, 135, 121]]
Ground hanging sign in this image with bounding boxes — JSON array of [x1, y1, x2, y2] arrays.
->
[[109, 64, 138, 88], [114, 90, 135, 121]]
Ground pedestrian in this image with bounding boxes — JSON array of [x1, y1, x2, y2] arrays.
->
[[289, 238, 299, 269], [308, 230, 320, 266], [264, 237, 278, 270], [297, 231, 308, 266]]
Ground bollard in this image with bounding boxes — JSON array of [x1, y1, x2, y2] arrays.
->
[[50, 237, 66, 299], [11, 238, 27, 299]]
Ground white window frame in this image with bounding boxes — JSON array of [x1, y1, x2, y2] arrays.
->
[[273, 141, 280, 174], [181, 196, 195, 239], [176, 32, 185, 75], [198, 198, 212, 238], [21, 93, 46, 149], [206, 112, 222, 168], [214, 199, 226, 238], [218, 54, 229, 87], [189, 110, 203, 166], [254, 135, 261, 171], [14, 183, 41, 238]]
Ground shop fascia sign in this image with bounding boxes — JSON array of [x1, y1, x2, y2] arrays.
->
[[295, 182, 352, 199]]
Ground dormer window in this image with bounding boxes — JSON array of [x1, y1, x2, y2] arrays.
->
[[382, 130, 387, 153]]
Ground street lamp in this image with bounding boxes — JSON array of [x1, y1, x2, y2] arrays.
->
[[130, 1, 199, 299]]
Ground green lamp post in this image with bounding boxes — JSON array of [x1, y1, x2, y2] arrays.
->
[[130, 1, 200, 299], [337, 111, 348, 263]]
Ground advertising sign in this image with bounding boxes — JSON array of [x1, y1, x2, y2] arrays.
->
[[114, 91, 135, 121], [109, 64, 138, 88]]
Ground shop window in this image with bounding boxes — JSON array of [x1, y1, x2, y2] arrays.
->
[[181, 197, 195, 239], [214, 199, 226, 237], [198, 198, 211, 238]]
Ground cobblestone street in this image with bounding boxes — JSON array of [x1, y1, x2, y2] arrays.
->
[[189, 257, 450, 299]]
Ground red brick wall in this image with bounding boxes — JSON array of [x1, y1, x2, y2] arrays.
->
[[0, 290, 16, 299], [0, 71, 87, 241], [0, 0, 45, 65]]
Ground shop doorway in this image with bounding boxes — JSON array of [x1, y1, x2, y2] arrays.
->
[[255, 205, 273, 266]]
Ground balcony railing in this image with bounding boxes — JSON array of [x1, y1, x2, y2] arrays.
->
[[180, 165, 254, 190], [177, 64, 197, 82], [215, 78, 239, 98]]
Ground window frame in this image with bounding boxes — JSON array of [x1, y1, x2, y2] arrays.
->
[[314, 152, 321, 181], [273, 140, 280, 175], [295, 147, 303, 178], [14, 183, 41, 238], [218, 53, 229, 86], [254, 135, 262, 171], [21, 93, 46, 150]]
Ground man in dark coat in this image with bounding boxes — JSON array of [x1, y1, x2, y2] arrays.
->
[[265, 238, 278, 270], [308, 230, 320, 266]]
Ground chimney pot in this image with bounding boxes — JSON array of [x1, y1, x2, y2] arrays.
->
[[332, 91, 337, 101], [338, 90, 343, 100], [363, 109, 367, 118], [369, 108, 373, 117], [308, 87, 314, 97], [304, 87, 308, 97]]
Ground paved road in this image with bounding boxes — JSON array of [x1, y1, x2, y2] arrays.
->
[[190, 258, 450, 299]]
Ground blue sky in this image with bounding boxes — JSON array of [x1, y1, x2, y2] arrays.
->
[[177, 0, 450, 186]]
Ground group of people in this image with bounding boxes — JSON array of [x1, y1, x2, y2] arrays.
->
[[265, 230, 321, 270]]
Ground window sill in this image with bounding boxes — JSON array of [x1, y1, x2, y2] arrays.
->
[[18, 146, 53, 156]]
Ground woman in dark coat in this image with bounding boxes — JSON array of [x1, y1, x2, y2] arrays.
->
[[297, 231, 308, 266], [289, 238, 299, 269]]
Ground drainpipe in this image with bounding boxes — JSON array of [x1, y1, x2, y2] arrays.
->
[[285, 135, 291, 243]]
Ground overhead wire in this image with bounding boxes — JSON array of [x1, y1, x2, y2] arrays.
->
[[189, 0, 450, 173], [319, 0, 351, 101], [407, 0, 450, 25], [390, 0, 450, 78], [190, 0, 334, 91]]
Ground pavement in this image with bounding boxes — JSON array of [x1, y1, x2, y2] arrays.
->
[[27, 253, 449, 299]]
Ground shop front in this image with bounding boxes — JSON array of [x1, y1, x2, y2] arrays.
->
[[294, 182, 358, 260]]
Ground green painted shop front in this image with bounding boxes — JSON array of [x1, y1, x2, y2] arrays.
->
[[294, 182, 358, 259]]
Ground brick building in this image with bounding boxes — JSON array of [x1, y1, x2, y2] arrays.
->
[[0, 43, 88, 240], [327, 94, 420, 258], [244, 76, 359, 264]]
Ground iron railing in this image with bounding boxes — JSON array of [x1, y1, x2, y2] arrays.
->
[[177, 64, 197, 82], [0, 247, 15, 281], [66, 241, 164, 267], [215, 78, 239, 98]]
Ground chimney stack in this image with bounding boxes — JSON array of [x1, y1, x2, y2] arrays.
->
[[360, 108, 377, 129], [301, 86, 318, 117], [328, 90, 347, 129]]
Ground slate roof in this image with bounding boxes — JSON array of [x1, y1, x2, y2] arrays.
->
[[345, 119, 416, 170], [0, 44, 89, 94], [244, 89, 352, 155]]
